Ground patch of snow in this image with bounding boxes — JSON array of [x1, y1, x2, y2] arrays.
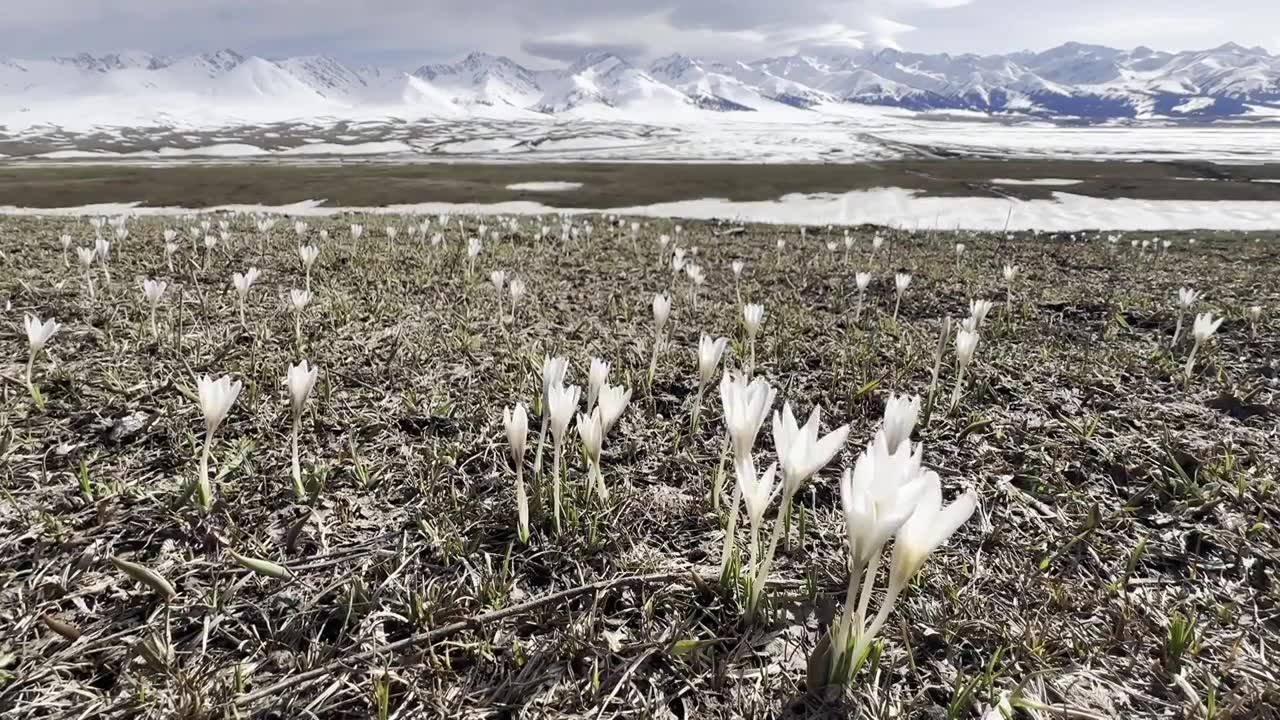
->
[[7, 188, 1280, 232], [990, 178, 1083, 186], [506, 181, 584, 191]]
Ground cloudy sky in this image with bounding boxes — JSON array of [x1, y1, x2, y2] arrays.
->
[[1, 0, 1275, 66]]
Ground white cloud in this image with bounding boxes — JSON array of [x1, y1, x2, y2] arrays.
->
[[0, 0, 1274, 65]]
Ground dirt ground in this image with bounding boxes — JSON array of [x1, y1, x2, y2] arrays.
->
[[1, 214, 1277, 719]]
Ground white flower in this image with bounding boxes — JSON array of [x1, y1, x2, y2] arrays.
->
[[60, 234, 72, 249], [577, 409, 604, 462], [233, 268, 262, 296], [956, 329, 979, 368], [24, 314, 61, 353], [881, 393, 921, 453], [294, 221, 308, 237], [504, 403, 528, 461], [77, 247, 96, 268], [197, 374, 242, 434], [955, 243, 966, 256], [597, 384, 631, 434], [743, 303, 764, 339], [731, 260, 744, 277], [840, 431, 930, 567], [587, 357, 610, 410], [969, 299, 994, 327], [542, 355, 570, 403], [685, 264, 705, 286], [547, 383, 581, 442], [1003, 264, 1018, 283], [164, 242, 178, 257], [95, 237, 111, 261], [737, 461, 780, 534], [141, 279, 167, 305], [826, 241, 838, 253], [1247, 305, 1262, 321], [872, 235, 884, 251], [697, 334, 729, 387], [771, 402, 850, 495], [652, 293, 673, 333], [895, 273, 912, 293], [204, 235, 217, 250], [299, 245, 319, 269], [509, 279, 526, 306], [776, 238, 786, 251], [351, 224, 364, 240], [889, 475, 976, 592], [960, 315, 979, 334], [1178, 288, 1200, 307], [1192, 312, 1223, 343], [468, 237, 482, 258], [285, 360, 318, 418], [856, 272, 871, 291], [290, 289, 311, 312], [490, 270, 507, 292], [720, 372, 775, 463], [671, 248, 687, 273]]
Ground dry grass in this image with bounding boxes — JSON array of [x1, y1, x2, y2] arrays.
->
[[1, 215, 1278, 719]]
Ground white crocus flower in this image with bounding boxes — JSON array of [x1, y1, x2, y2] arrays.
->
[[504, 403, 530, 542], [597, 383, 631, 436], [772, 403, 849, 498], [743, 303, 764, 376], [194, 374, 242, 512], [853, 272, 872, 321], [141, 279, 167, 338], [577, 409, 608, 502], [546, 382, 581, 532], [290, 289, 311, 343], [509, 279, 526, 320], [1185, 311, 1223, 381], [950, 329, 980, 411], [285, 360, 319, 498], [1247, 305, 1262, 339], [881, 393, 921, 453], [232, 268, 261, 327], [691, 334, 729, 432], [969, 299, 994, 328], [892, 273, 911, 321], [736, 461, 780, 553], [23, 314, 61, 400], [532, 356, 570, 490], [745, 402, 848, 615], [1172, 287, 1200, 346], [587, 357, 610, 412], [926, 316, 953, 414], [467, 237, 482, 277], [835, 473, 975, 664], [648, 293, 673, 386]]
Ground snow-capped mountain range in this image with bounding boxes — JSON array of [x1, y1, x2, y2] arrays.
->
[[2, 42, 1278, 128]]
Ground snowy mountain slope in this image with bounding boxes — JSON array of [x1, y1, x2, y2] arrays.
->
[[535, 53, 693, 114], [413, 52, 544, 109], [1, 42, 1278, 129]]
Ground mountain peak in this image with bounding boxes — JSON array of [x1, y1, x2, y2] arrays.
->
[[569, 51, 629, 74], [4, 41, 1277, 123]]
